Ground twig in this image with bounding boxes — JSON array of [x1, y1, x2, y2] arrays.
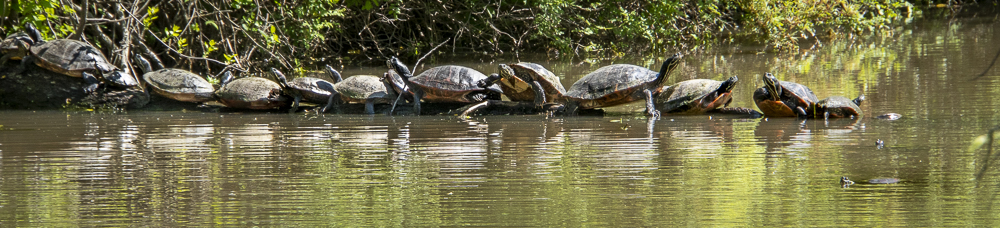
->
[[413, 37, 451, 71]]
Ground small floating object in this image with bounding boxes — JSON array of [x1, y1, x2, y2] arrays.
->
[[876, 139, 884, 149], [875, 113, 902, 120], [867, 178, 900, 184]]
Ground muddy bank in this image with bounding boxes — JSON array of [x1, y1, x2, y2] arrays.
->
[[0, 61, 149, 110]]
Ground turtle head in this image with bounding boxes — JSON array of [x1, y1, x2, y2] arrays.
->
[[853, 94, 865, 106], [104, 70, 139, 88], [133, 54, 153, 73], [763, 73, 782, 101], [497, 64, 521, 83], [219, 71, 234, 87], [718, 75, 739, 93], [380, 72, 400, 97], [324, 64, 343, 83], [270, 67, 290, 88], [479, 73, 503, 88], [387, 56, 412, 79], [655, 52, 684, 86], [24, 22, 42, 44]]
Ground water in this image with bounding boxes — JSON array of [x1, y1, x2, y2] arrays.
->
[[3, 16, 1000, 226]]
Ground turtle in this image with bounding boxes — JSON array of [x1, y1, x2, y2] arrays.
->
[[386, 56, 503, 115], [18, 39, 138, 93], [814, 95, 864, 119], [286, 65, 339, 112], [0, 23, 43, 65], [840, 176, 855, 187], [133, 54, 215, 103], [269, 68, 303, 112], [329, 70, 398, 114], [563, 52, 683, 117], [752, 73, 819, 117], [214, 71, 291, 110], [654, 76, 739, 115], [497, 62, 566, 107]]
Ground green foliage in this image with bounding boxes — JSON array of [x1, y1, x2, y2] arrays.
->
[[0, 0, 923, 75]]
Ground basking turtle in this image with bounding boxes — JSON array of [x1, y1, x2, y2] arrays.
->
[[386, 56, 503, 115], [655, 76, 739, 115], [214, 72, 291, 110], [814, 95, 864, 119], [0, 23, 43, 65], [18, 39, 138, 93], [497, 62, 566, 107], [752, 73, 818, 117], [286, 65, 338, 112], [269, 68, 303, 112], [330, 69, 398, 114], [133, 54, 215, 103], [564, 53, 683, 117]]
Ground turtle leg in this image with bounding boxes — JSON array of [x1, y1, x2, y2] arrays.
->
[[15, 54, 33, 75], [81, 72, 101, 93], [794, 106, 808, 118], [319, 92, 337, 113], [530, 81, 546, 107], [644, 89, 660, 118], [0, 53, 18, 66], [289, 95, 301, 113], [412, 88, 423, 115], [364, 99, 375, 114], [564, 101, 579, 116]]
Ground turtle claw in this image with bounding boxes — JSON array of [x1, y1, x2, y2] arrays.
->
[[84, 83, 100, 94]]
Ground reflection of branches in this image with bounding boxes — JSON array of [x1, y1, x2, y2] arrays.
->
[[972, 47, 1000, 80], [975, 126, 1000, 186]]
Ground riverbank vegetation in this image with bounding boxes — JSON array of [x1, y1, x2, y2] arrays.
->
[[0, 0, 962, 75]]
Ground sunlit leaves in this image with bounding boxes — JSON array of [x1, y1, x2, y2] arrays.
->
[[143, 7, 159, 28]]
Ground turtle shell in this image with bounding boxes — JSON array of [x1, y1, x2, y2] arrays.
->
[[144, 69, 215, 103], [498, 62, 566, 103], [752, 74, 818, 117], [333, 75, 394, 103], [288, 77, 335, 104], [215, 77, 288, 109], [28, 39, 116, 77], [655, 76, 737, 115], [410, 65, 502, 103], [814, 95, 863, 118]]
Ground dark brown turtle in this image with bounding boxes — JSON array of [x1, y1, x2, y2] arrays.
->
[[0, 23, 42, 65], [752, 73, 818, 117], [814, 95, 864, 119], [655, 76, 738, 115], [133, 54, 215, 103], [18, 39, 138, 93], [497, 62, 566, 107], [287, 65, 338, 112], [386, 56, 502, 115], [214, 72, 290, 110], [564, 53, 683, 117]]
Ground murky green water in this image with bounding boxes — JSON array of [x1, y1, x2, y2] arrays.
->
[[3, 16, 1000, 226]]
